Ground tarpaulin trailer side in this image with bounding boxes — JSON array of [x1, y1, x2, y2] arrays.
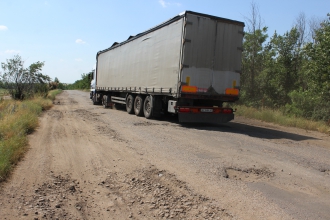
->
[[92, 11, 244, 123]]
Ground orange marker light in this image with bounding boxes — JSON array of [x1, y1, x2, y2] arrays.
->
[[182, 85, 198, 93], [225, 88, 239, 95]]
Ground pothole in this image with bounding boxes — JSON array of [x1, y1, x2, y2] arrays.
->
[[319, 168, 330, 175], [224, 167, 275, 182], [94, 125, 124, 142], [133, 121, 158, 126]]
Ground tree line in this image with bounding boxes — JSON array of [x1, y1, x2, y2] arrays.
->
[[64, 71, 93, 90], [240, 4, 329, 122], [0, 55, 92, 99]]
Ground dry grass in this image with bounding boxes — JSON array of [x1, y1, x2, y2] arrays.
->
[[47, 89, 63, 101], [234, 105, 330, 134], [0, 90, 59, 181]]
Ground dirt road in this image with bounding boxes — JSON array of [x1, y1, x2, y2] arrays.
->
[[1, 90, 330, 219]]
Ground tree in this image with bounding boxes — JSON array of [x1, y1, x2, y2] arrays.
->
[[0, 55, 51, 100], [264, 28, 301, 106], [300, 14, 330, 120], [66, 70, 94, 90], [308, 16, 323, 43], [241, 2, 268, 106]]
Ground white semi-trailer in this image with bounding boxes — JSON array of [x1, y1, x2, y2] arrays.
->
[[91, 11, 244, 123]]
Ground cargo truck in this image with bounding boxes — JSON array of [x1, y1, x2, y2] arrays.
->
[[91, 11, 244, 124]]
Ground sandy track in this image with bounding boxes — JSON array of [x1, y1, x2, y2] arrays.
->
[[0, 90, 329, 219]]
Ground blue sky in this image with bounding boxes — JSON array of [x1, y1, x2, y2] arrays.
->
[[0, 0, 329, 83]]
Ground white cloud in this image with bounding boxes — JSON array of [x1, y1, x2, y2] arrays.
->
[[159, 0, 181, 8], [0, 25, 8, 31], [75, 39, 86, 44], [159, 0, 168, 7], [5, 49, 20, 54], [75, 58, 82, 62]]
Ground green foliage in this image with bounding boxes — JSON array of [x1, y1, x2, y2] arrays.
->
[[241, 27, 269, 103], [47, 89, 63, 101], [0, 92, 55, 181], [48, 77, 66, 90], [263, 28, 302, 106], [234, 105, 329, 134], [241, 13, 330, 123], [286, 15, 330, 121], [0, 55, 51, 100], [65, 71, 93, 90]]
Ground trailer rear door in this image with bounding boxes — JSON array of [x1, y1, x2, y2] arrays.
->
[[180, 13, 244, 96]]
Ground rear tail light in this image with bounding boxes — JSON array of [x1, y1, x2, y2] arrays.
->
[[190, 108, 199, 113], [178, 108, 190, 113], [222, 108, 233, 114]]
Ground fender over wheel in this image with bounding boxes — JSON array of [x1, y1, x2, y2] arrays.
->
[[134, 95, 144, 116]]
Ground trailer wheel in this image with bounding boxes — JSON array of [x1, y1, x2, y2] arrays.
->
[[143, 96, 153, 119], [102, 95, 108, 108], [92, 93, 97, 105], [126, 94, 134, 114], [134, 95, 144, 116]]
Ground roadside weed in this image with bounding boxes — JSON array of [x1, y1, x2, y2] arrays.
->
[[0, 90, 61, 181]]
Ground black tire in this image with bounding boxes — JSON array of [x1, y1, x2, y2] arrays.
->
[[92, 94, 97, 105], [143, 96, 153, 119], [134, 95, 144, 116], [126, 94, 134, 114]]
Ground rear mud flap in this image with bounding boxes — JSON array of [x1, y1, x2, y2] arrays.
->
[[178, 113, 234, 124]]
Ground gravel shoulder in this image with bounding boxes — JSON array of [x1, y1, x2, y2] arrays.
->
[[0, 90, 329, 219]]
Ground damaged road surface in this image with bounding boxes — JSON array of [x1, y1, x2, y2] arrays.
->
[[1, 90, 330, 219]]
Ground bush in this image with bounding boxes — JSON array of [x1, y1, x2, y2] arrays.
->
[[285, 90, 330, 121]]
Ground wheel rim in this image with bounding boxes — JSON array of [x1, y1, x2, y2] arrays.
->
[[145, 100, 151, 115], [128, 98, 132, 108], [102, 97, 106, 106], [136, 99, 141, 110]]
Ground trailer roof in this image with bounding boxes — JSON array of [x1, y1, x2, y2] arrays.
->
[[96, 11, 245, 58]]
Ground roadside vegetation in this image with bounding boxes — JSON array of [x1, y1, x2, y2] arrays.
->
[[232, 105, 330, 134], [0, 55, 63, 181], [64, 71, 93, 90], [0, 88, 7, 95], [0, 92, 63, 182], [238, 4, 329, 133]]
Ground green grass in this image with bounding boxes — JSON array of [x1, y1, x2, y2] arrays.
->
[[47, 89, 63, 101], [0, 89, 8, 98], [0, 90, 58, 182], [234, 105, 330, 134]]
